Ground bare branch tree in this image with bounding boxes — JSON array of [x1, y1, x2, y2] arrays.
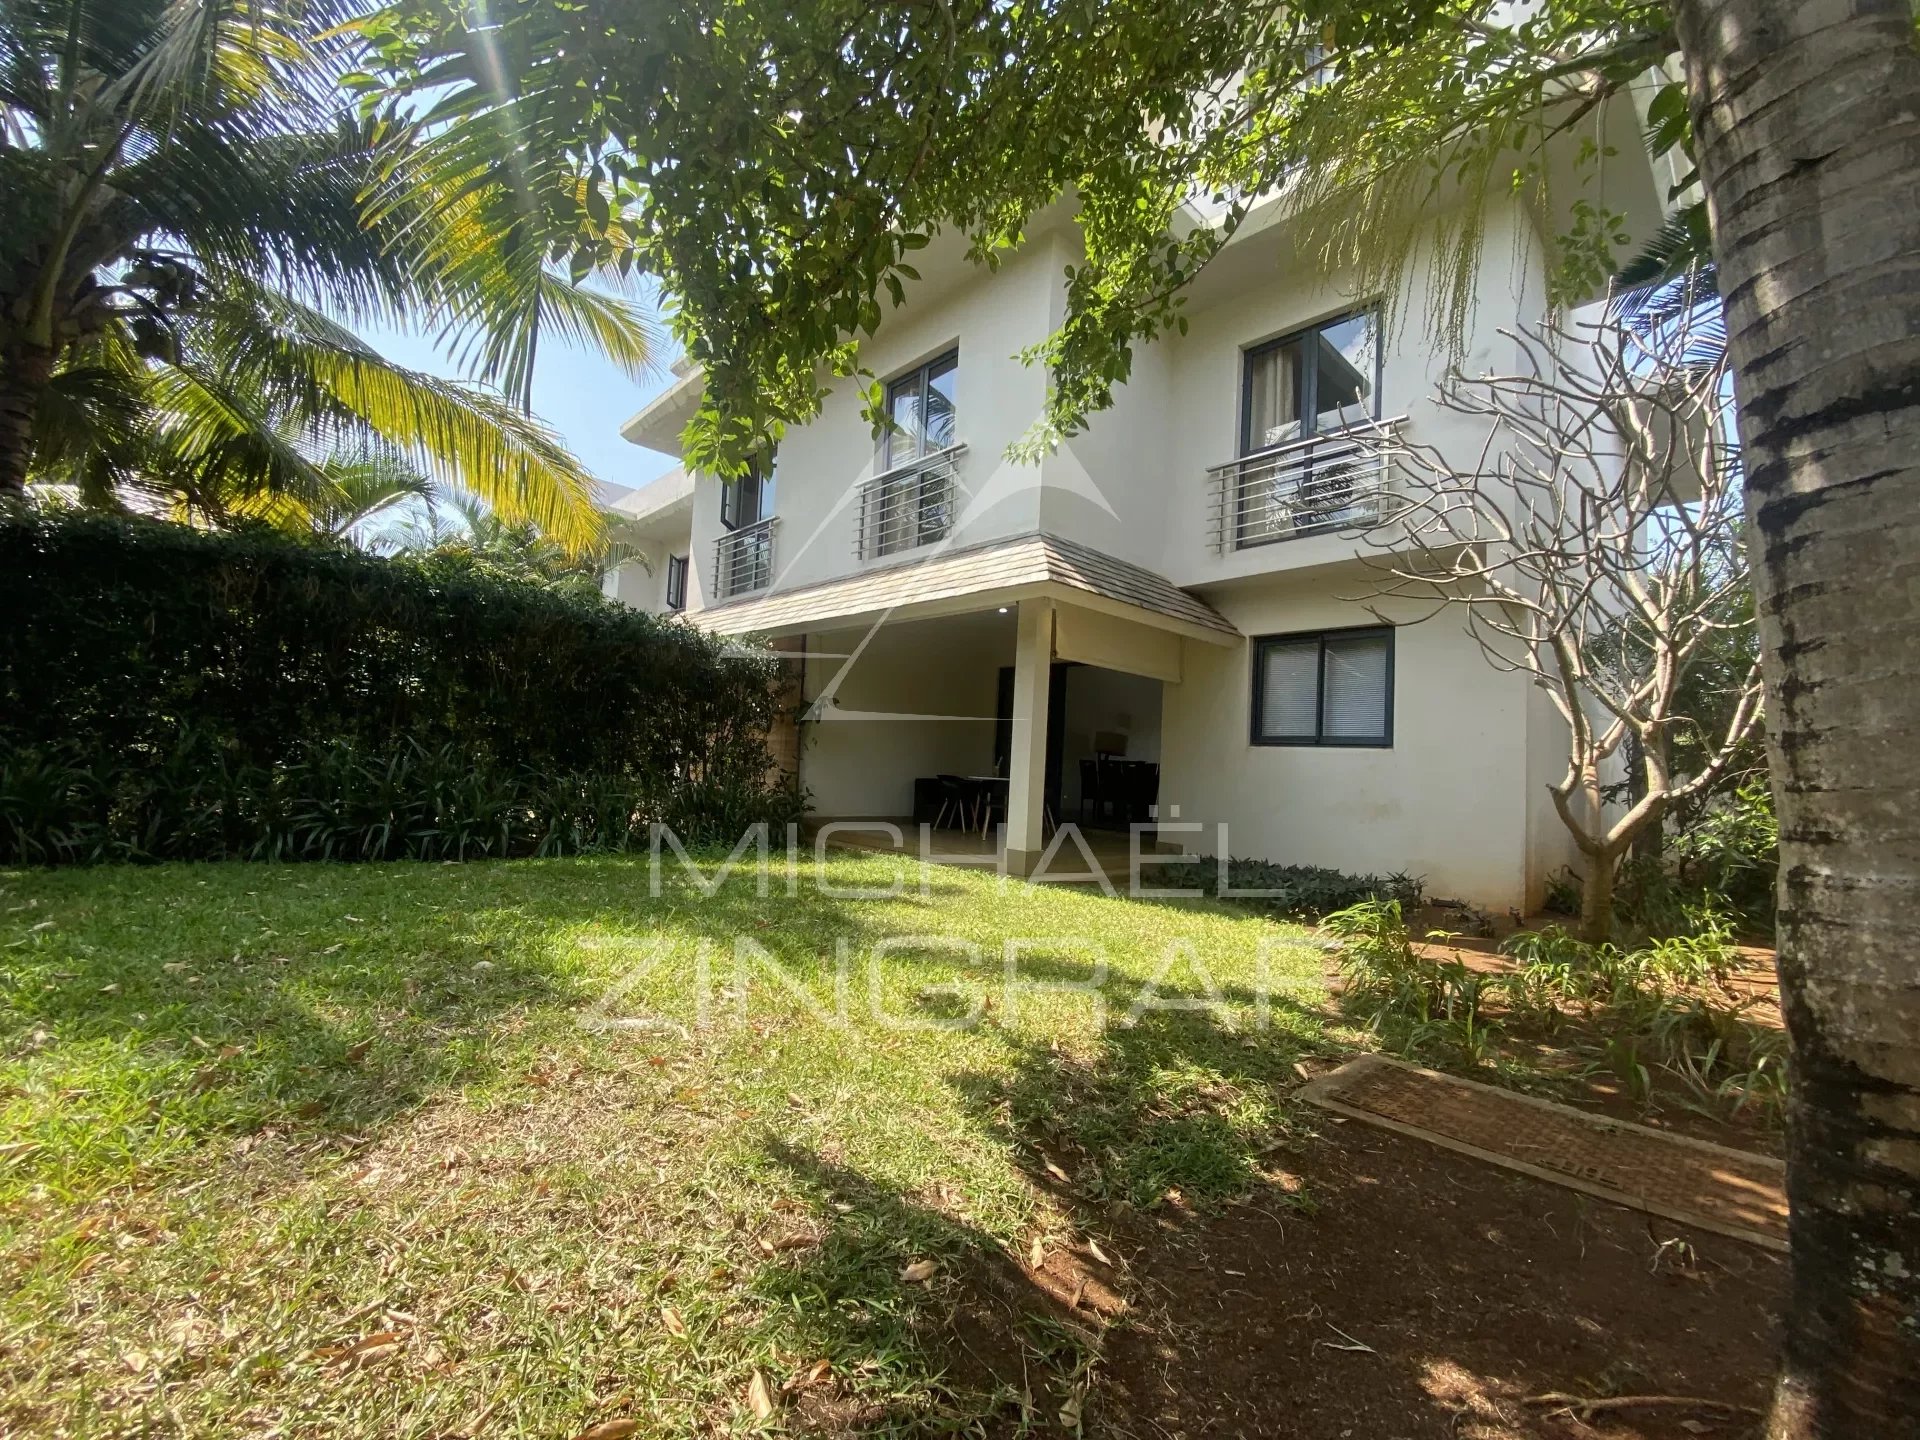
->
[[1358, 307, 1763, 942]]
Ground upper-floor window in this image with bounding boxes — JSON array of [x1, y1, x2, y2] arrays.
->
[[883, 349, 958, 470], [1242, 309, 1378, 455], [665, 554, 688, 611], [721, 451, 775, 530]]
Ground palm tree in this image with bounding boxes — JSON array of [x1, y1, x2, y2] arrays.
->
[[169, 440, 436, 542], [375, 490, 645, 600], [0, 0, 657, 550], [1665, 1, 1920, 1433]]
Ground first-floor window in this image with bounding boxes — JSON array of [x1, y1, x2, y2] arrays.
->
[[665, 554, 688, 610], [1251, 626, 1393, 746]]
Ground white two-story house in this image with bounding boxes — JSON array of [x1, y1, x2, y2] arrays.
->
[[605, 109, 1668, 910]]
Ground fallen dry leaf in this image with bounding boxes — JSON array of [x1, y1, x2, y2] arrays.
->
[[1059, 1389, 1085, 1430], [660, 1305, 687, 1338], [318, 1329, 409, 1368], [899, 1258, 937, 1284], [1028, 1236, 1047, 1270], [746, 1368, 777, 1421], [572, 1420, 640, 1440], [344, 1040, 371, 1064], [1085, 1237, 1112, 1265], [785, 1358, 831, 1393]]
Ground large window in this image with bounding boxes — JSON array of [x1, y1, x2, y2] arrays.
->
[[1251, 626, 1393, 746], [664, 554, 688, 611], [1241, 310, 1379, 455], [883, 349, 958, 468], [864, 348, 959, 557], [720, 451, 775, 530]]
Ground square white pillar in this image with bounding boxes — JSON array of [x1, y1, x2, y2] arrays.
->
[[1005, 598, 1054, 875]]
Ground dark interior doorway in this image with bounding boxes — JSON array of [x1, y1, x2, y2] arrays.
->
[[992, 662, 1071, 818]]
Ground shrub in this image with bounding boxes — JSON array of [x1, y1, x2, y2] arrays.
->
[[1325, 899, 1503, 1068], [1323, 902, 1786, 1124], [1143, 856, 1423, 919], [0, 513, 799, 863]]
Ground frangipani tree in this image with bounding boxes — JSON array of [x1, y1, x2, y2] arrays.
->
[[1361, 307, 1760, 941]]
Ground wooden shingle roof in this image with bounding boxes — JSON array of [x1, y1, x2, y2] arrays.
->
[[700, 532, 1238, 640]]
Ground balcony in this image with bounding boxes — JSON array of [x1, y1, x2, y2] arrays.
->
[[713, 517, 776, 599], [1207, 417, 1405, 553], [855, 443, 965, 561]]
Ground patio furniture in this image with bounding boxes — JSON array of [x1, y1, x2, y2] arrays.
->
[[968, 775, 1008, 835], [933, 774, 973, 830], [1102, 759, 1160, 823], [1078, 757, 1117, 825], [968, 775, 1053, 837]]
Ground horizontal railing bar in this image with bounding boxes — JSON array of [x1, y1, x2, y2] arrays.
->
[[1204, 416, 1408, 476], [863, 442, 968, 489]]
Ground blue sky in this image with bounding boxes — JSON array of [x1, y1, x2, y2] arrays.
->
[[356, 315, 684, 497]]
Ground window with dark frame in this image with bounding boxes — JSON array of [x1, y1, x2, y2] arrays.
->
[[720, 451, 775, 530], [1251, 626, 1393, 746], [883, 349, 958, 469], [865, 348, 959, 556], [1232, 309, 1383, 547], [665, 554, 688, 611], [1240, 310, 1380, 456]]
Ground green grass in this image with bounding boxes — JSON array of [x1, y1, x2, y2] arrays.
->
[[0, 851, 1326, 1437]]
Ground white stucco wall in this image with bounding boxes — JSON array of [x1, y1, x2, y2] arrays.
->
[[1160, 565, 1544, 912], [1009, 196, 1557, 593], [798, 613, 1014, 818], [603, 544, 676, 612], [685, 242, 1061, 608]]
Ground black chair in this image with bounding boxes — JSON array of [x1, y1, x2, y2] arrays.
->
[[1078, 758, 1104, 824], [933, 774, 972, 831]]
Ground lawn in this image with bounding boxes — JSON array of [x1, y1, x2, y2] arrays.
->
[[0, 849, 1327, 1437]]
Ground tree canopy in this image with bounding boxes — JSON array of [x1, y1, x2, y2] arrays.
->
[[359, 0, 1684, 475], [1, 0, 661, 550]]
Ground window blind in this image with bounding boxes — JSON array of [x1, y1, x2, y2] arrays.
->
[[1258, 638, 1321, 739], [1321, 632, 1391, 740]]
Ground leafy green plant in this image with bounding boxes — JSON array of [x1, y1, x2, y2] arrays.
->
[[1335, 907, 1786, 1124], [1326, 901, 1504, 1069], [1156, 859, 1423, 920], [0, 514, 799, 866], [1542, 866, 1583, 917]]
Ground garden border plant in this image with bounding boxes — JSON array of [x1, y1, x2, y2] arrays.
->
[[0, 512, 801, 862], [1324, 899, 1787, 1127]]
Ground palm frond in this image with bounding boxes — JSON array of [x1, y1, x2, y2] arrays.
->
[[191, 276, 608, 553], [1612, 202, 1714, 308]]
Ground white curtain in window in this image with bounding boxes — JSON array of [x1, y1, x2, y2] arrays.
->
[[1322, 634, 1390, 739], [1247, 342, 1302, 451], [1259, 639, 1320, 738]]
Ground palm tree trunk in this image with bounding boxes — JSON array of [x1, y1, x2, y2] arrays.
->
[[1669, 0, 1920, 1433], [0, 343, 53, 494]]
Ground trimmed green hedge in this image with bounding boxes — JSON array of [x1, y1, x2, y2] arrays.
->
[[0, 513, 798, 863]]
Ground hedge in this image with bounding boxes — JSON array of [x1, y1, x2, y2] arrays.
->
[[0, 512, 799, 863]]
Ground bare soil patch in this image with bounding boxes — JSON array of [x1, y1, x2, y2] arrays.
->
[[1093, 1122, 1784, 1440]]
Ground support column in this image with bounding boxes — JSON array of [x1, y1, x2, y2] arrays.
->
[[1005, 598, 1054, 876]]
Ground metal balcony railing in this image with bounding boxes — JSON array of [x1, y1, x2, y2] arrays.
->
[[1206, 417, 1405, 553], [855, 443, 965, 560], [713, 517, 776, 598]]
